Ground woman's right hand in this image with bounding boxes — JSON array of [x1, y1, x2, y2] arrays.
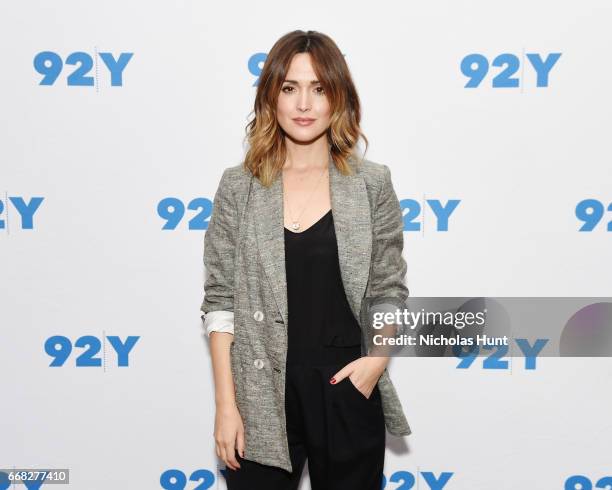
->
[[214, 402, 245, 471]]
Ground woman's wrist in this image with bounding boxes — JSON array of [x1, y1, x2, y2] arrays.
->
[[362, 353, 390, 373], [215, 396, 238, 410]]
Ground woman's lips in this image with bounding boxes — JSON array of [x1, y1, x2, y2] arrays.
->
[[293, 118, 315, 126]]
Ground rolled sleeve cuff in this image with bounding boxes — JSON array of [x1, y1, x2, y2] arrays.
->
[[201, 310, 235, 337]]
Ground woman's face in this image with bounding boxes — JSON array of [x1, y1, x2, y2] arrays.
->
[[276, 53, 331, 144]]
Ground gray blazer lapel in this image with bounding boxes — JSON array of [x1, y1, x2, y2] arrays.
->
[[328, 161, 372, 321], [253, 157, 372, 327]]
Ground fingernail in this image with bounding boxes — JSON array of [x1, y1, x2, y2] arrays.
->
[[330, 377, 336, 384]]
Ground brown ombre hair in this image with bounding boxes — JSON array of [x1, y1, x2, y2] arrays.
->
[[243, 30, 369, 187]]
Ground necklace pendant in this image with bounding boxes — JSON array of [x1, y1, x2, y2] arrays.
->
[[291, 222, 300, 231]]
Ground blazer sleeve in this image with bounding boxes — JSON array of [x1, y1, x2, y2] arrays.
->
[[366, 165, 410, 342], [200, 168, 237, 335], [369, 164, 409, 302]]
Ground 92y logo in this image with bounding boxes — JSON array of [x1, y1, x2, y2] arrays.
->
[[576, 199, 612, 231], [383, 470, 454, 489], [0, 196, 44, 231], [158, 197, 213, 230], [34, 49, 133, 87], [565, 475, 612, 489], [45, 335, 139, 367], [401, 198, 460, 232], [461, 52, 561, 88]]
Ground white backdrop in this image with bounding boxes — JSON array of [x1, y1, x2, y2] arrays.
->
[[1, 1, 611, 489]]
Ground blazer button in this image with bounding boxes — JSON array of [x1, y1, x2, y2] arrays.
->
[[253, 310, 264, 322], [253, 358, 264, 369]]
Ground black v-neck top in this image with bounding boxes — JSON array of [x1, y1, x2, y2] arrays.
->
[[284, 209, 363, 364]]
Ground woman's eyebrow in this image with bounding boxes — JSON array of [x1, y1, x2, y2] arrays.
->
[[282, 79, 321, 85]]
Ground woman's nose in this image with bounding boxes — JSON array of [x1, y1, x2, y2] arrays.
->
[[297, 93, 311, 111]]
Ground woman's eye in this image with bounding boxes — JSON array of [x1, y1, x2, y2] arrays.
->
[[281, 86, 325, 94]]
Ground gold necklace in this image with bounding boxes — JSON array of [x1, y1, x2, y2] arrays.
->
[[284, 162, 329, 231]]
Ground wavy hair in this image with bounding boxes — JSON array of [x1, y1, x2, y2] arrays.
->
[[243, 30, 369, 187]]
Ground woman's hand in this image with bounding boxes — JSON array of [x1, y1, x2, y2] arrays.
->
[[329, 355, 389, 398], [214, 402, 245, 471]]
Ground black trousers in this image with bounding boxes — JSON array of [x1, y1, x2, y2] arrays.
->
[[225, 345, 386, 490]]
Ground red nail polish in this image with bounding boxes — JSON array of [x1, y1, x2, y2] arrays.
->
[[330, 377, 336, 384]]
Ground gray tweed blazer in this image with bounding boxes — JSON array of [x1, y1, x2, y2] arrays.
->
[[201, 154, 412, 473]]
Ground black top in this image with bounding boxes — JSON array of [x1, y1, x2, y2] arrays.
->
[[284, 209, 362, 364]]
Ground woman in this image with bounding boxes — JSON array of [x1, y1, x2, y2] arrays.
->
[[200, 30, 411, 490]]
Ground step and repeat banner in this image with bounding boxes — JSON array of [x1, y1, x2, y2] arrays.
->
[[1, 0, 611, 488]]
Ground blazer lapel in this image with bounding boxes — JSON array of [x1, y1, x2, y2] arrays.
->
[[252, 155, 372, 327]]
